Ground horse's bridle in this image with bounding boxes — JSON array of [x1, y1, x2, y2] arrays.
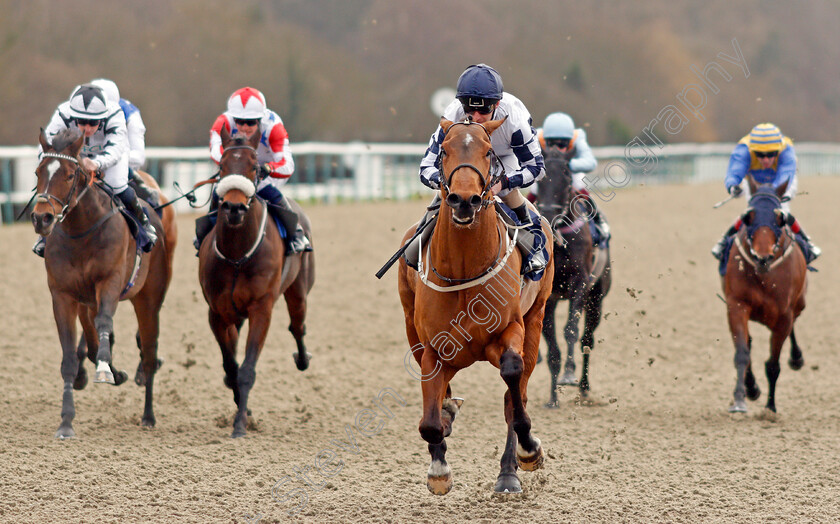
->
[[36, 152, 92, 223], [438, 121, 500, 209], [219, 144, 259, 210]]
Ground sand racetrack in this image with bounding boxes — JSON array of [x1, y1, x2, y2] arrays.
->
[[1, 178, 838, 523]]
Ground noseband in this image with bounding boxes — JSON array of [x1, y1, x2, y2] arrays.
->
[[36, 152, 91, 223]]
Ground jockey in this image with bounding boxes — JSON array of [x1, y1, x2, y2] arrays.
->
[[201, 86, 311, 254], [530, 112, 610, 243], [711, 123, 820, 261], [91, 78, 146, 170], [33, 84, 157, 257], [418, 64, 548, 277]]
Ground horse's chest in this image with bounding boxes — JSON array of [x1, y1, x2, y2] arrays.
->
[[415, 291, 517, 350]]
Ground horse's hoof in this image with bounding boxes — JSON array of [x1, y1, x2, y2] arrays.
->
[[94, 361, 115, 384], [141, 416, 156, 428], [544, 400, 559, 409], [493, 473, 522, 493], [427, 474, 453, 495], [788, 357, 804, 371], [113, 370, 129, 386], [231, 427, 247, 439], [73, 369, 88, 391], [293, 351, 310, 371], [55, 426, 75, 439], [558, 371, 578, 386], [516, 440, 544, 472], [728, 400, 748, 413], [746, 386, 761, 402]]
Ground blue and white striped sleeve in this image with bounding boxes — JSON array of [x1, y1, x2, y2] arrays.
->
[[504, 124, 545, 189], [419, 126, 445, 190]]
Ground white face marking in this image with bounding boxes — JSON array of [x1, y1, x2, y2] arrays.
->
[[46, 159, 60, 181], [462, 134, 473, 147]]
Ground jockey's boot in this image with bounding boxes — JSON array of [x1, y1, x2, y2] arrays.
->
[[523, 246, 548, 279], [583, 193, 611, 243], [259, 187, 311, 255], [119, 187, 157, 251], [511, 203, 532, 225], [32, 236, 46, 258], [797, 229, 821, 261], [711, 224, 738, 260]]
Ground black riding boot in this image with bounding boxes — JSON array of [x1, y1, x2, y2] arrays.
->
[[118, 187, 157, 251], [194, 193, 219, 251], [129, 169, 160, 209], [268, 193, 312, 255], [581, 193, 611, 244]]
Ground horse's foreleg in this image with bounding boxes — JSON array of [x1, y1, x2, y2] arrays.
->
[[727, 303, 751, 413], [579, 288, 606, 397], [284, 281, 310, 371], [52, 294, 79, 438], [418, 348, 455, 495], [209, 309, 241, 403], [542, 298, 563, 407], [560, 290, 586, 387], [766, 320, 791, 413], [788, 327, 804, 370], [92, 286, 125, 385], [232, 300, 273, 438]]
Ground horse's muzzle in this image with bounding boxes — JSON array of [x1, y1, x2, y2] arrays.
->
[[446, 193, 481, 226], [220, 201, 249, 226], [31, 211, 55, 236]]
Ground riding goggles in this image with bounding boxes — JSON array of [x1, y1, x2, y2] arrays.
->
[[546, 138, 571, 150], [234, 118, 260, 127], [459, 97, 497, 115], [75, 118, 102, 127], [754, 151, 778, 159]]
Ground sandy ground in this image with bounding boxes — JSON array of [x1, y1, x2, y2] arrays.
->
[[1, 177, 839, 524]]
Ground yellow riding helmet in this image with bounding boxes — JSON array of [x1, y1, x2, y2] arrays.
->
[[748, 123, 783, 153]]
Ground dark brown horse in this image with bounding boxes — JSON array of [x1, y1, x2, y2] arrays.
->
[[536, 149, 611, 405], [398, 118, 553, 495], [31, 128, 176, 438], [723, 181, 807, 414], [198, 127, 315, 438]]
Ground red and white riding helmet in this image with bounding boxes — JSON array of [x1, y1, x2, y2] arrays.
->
[[227, 87, 267, 120]]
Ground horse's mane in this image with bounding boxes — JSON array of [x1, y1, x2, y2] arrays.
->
[[227, 134, 251, 148], [50, 128, 82, 154]]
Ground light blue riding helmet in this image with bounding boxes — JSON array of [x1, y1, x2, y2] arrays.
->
[[542, 112, 575, 140]]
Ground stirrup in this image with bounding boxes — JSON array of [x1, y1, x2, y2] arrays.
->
[[287, 234, 312, 255], [711, 240, 726, 260], [809, 243, 821, 260]]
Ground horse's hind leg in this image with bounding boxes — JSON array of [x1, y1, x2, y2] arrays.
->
[[560, 291, 586, 387], [579, 287, 607, 398], [542, 298, 564, 408], [788, 328, 804, 370], [132, 295, 164, 428], [209, 310, 241, 404], [134, 330, 162, 387], [744, 336, 761, 401], [284, 277, 311, 371]]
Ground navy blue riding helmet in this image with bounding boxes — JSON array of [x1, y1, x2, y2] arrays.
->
[[456, 64, 504, 112]]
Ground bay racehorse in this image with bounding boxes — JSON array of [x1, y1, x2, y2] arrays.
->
[[398, 118, 553, 494], [536, 149, 611, 405], [31, 128, 176, 438], [198, 127, 314, 438], [723, 181, 807, 414]]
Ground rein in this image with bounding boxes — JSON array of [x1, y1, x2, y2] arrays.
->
[[36, 152, 91, 223]]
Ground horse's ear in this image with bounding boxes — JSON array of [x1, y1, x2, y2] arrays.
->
[[741, 208, 754, 227], [746, 174, 758, 196], [483, 115, 508, 136], [776, 179, 788, 199], [440, 118, 455, 134], [248, 126, 261, 149], [69, 129, 85, 156], [38, 128, 51, 151], [220, 124, 231, 148]]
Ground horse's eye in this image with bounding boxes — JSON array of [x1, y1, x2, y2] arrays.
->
[[486, 150, 491, 157]]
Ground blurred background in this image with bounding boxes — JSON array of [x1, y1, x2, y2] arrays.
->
[[2, 0, 839, 147]]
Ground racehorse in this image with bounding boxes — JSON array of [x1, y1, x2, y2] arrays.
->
[[398, 118, 553, 495], [536, 149, 611, 405], [723, 180, 807, 414], [31, 128, 176, 438], [198, 127, 315, 438]]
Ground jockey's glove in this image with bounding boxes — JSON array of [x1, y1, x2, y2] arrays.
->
[[728, 185, 743, 197]]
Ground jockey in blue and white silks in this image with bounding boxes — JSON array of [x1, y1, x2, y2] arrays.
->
[[417, 64, 548, 279], [711, 123, 820, 262]]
